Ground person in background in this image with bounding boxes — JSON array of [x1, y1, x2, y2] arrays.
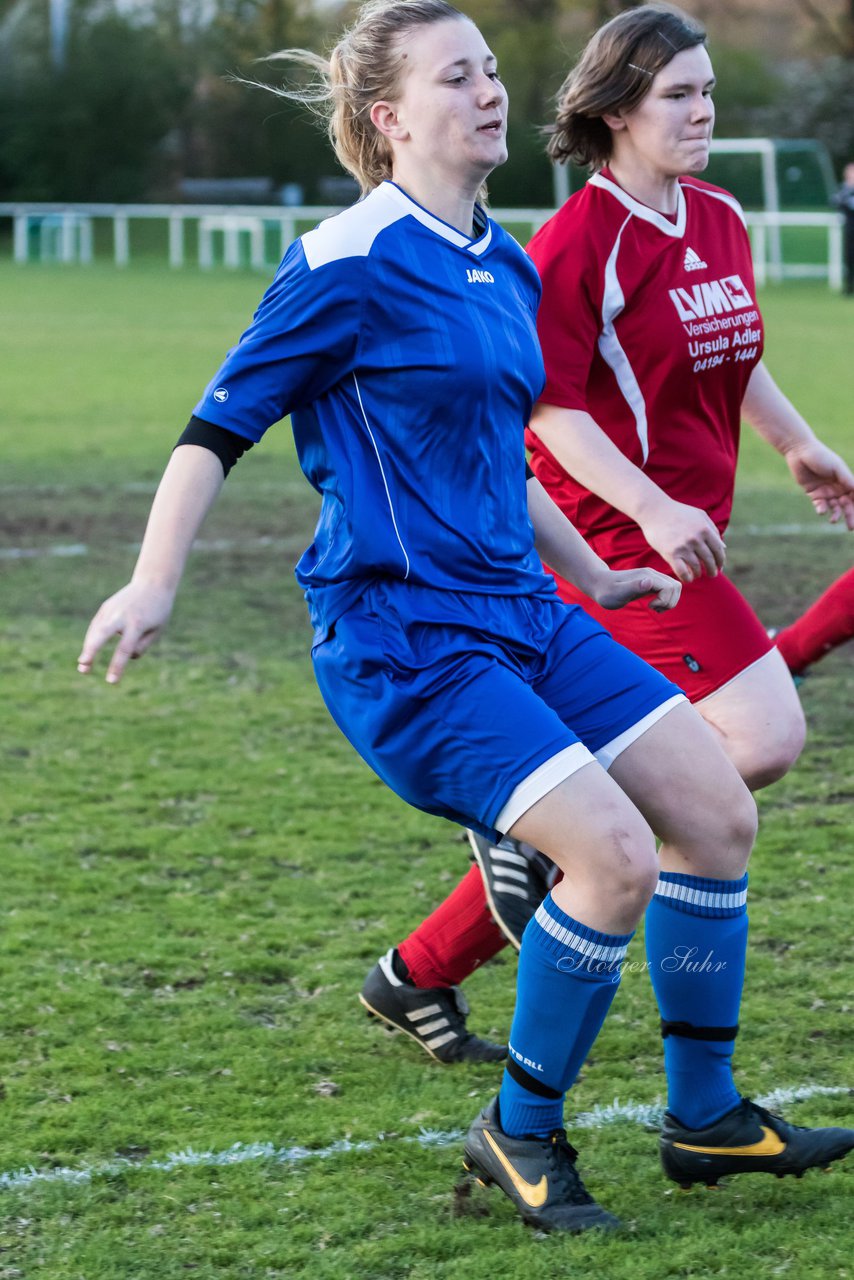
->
[[833, 161, 854, 295]]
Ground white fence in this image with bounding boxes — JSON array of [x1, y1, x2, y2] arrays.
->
[[0, 201, 845, 288], [3, 203, 340, 270], [746, 212, 844, 288], [0, 202, 554, 271]]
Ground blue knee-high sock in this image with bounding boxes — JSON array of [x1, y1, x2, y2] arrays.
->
[[498, 893, 633, 1139], [645, 871, 748, 1129]]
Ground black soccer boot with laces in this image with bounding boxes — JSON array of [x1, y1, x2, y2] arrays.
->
[[359, 949, 507, 1064], [461, 1096, 620, 1232]]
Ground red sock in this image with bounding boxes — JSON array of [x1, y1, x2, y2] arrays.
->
[[397, 865, 508, 988], [775, 567, 854, 673]]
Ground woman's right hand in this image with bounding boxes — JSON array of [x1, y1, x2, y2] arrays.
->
[[76, 445, 227, 684], [77, 581, 176, 684], [638, 496, 726, 584]]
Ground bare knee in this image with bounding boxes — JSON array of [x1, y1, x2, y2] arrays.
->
[[674, 777, 758, 880], [509, 763, 662, 932], [719, 781, 759, 875], [699, 656, 808, 791], [735, 705, 806, 790], [608, 842, 660, 921], [554, 820, 659, 931]]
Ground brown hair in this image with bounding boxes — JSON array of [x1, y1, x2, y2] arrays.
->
[[547, 4, 706, 170], [255, 0, 468, 194]]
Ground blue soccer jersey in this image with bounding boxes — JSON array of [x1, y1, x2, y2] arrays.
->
[[193, 181, 554, 638]]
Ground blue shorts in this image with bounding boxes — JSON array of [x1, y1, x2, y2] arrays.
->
[[311, 581, 684, 841]]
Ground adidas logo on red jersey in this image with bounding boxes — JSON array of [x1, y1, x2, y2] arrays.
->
[[683, 246, 708, 272]]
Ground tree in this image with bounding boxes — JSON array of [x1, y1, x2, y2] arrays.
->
[[751, 57, 854, 170], [163, 0, 322, 198], [0, 0, 326, 201], [793, 0, 854, 58], [0, 12, 190, 200]]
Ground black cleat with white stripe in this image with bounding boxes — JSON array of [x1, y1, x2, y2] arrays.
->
[[467, 831, 555, 951], [359, 949, 507, 1064]]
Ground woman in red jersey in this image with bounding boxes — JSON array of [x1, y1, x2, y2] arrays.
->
[[524, 9, 853, 786]]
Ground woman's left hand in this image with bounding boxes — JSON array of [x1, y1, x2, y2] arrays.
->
[[592, 567, 682, 613], [784, 440, 854, 530]]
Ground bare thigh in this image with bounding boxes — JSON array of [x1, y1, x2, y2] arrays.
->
[[698, 649, 806, 790], [608, 701, 758, 881]]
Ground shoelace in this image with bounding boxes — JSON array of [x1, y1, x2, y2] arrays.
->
[[743, 1098, 806, 1136], [544, 1132, 595, 1206]]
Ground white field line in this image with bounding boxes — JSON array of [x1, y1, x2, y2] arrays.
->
[[0, 1083, 848, 1194], [741, 523, 850, 537], [0, 523, 846, 562], [0, 483, 293, 496], [0, 537, 299, 561]]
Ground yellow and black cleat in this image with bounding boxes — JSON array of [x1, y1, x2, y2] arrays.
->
[[661, 1097, 854, 1188], [462, 1097, 620, 1233]]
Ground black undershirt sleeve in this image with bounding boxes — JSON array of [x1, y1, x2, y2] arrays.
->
[[174, 416, 255, 477], [525, 462, 534, 480]]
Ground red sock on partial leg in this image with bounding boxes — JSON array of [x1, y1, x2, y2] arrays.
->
[[775, 567, 854, 674], [397, 865, 508, 988]]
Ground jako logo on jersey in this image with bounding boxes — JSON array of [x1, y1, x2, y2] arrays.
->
[[683, 246, 708, 272], [213, 387, 229, 402], [682, 653, 702, 673], [466, 268, 495, 284], [668, 274, 754, 321]]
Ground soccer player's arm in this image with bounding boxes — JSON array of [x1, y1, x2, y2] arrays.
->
[[527, 245, 725, 585], [78, 245, 362, 683], [526, 473, 680, 613], [741, 361, 854, 530], [77, 444, 227, 683]]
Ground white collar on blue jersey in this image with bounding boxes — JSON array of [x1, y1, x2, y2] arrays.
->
[[589, 171, 687, 238], [382, 181, 494, 257]]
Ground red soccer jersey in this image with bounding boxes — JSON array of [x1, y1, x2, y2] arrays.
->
[[525, 170, 764, 569]]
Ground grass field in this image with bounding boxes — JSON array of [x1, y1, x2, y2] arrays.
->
[[1, 261, 852, 1279]]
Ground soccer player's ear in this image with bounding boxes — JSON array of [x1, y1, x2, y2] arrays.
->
[[602, 109, 627, 133], [370, 100, 410, 143]]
